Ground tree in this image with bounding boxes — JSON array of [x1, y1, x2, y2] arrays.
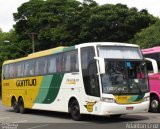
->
[[131, 20, 160, 48], [0, 30, 22, 96], [78, 4, 157, 43], [13, 0, 157, 51], [14, 0, 85, 51]]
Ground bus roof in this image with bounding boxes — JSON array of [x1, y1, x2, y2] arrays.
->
[[3, 42, 139, 65], [3, 46, 73, 64], [77, 42, 139, 48], [142, 46, 160, 55]]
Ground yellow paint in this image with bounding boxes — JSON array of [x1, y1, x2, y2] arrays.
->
[[114, 95, 142, 104], [86, 102, 96, 112], [3, 46, 66, 65], [2, 76, 43, 108], [65, 82, 76, 84]]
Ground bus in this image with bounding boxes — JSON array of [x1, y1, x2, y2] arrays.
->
[[142, 46, 160, 113], [2, 42, 150, 120]]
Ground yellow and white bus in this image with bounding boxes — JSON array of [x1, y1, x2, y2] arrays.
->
[[2, 42, 150, 120]]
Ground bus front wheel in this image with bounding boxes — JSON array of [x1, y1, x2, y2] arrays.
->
[[150, 95, 160, 113], [70, 100, 81, 121]]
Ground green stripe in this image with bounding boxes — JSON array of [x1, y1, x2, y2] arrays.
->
[[128, 94, 144, 102], [63, 46, 75, 52], [134, 94, 145, 101], [51, 46, 75, 54], [42, 73, 64, 104], [34, 75, 53, 103]]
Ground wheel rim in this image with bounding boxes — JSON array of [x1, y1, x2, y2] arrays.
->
[[151, 100, 159, 110]]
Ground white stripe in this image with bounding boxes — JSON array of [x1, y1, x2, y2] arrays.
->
[[0, 117, 10, 120], [12, 120, 28, 123], [27, 124, 49, 129]]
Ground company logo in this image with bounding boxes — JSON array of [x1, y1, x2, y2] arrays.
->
[[16, 79, 37, 87], [84, 101, 96, 112]]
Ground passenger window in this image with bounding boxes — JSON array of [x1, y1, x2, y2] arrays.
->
[[24, 60, 35, 76], [9, 64, 16, 78], [56, 55, 62, 72], [16, 62, 24, 77], [3, 65, 9, 79], [48, 56, 56, 73], [48, 55, 62, 73], [146, 60, 154, 74], [35, 57, 48, 75], [63, 50, 79, 72]]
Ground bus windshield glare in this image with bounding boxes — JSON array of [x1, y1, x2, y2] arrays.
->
[[98, 46, 149, 94]]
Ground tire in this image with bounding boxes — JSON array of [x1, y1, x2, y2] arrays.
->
[[149, 95, 160, 113], [109, 114, 122, 119], [12, 98, 19, 113], [18, 98, 26, 114], [70, 100, 81, 121]]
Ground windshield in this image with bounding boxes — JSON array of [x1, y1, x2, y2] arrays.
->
[[98, 46, 143, 59], [101, 60, 149, 94]]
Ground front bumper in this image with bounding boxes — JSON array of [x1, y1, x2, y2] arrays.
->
[[99, 101, 149, 115]]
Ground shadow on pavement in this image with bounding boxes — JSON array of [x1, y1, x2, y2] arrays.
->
[[6, 109, 149, 123]]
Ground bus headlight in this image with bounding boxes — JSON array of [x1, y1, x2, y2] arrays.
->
[[143, 96, 150, 102], [101, 97, 116, 103]]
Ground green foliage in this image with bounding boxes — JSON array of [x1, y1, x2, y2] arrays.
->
[[131, 20, 160, 48], [80, 4, 157, 42], [13, 0, 157, 51]]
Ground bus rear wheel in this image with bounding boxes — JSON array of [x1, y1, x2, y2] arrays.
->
[[12, 98, 19, 113], [18, 98, 26, 114], [150, 95, 160, 113], [70, 100, 81, 121]]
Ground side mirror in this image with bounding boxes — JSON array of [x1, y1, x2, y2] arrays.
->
[[145, 58, 158, 74], [94, 57, 105, 74]]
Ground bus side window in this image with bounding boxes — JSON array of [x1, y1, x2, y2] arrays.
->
[[48, 55, 56, 73], [9, 64, 16, 78], [35, 57, 48, 75], [56, 55, 62, 72], [146, 60, 154, 74], [48, 54, 62, 73], [63, 50, 78, 72], [24, 60, 35, 76], [16, 62, 24, 77], [3, 65, 9, 79]]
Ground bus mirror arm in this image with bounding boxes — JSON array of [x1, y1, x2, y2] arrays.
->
[[94, 57, 105, 74], [145, 58, 158, 74]]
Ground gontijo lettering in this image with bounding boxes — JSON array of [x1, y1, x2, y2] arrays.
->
[[16, 79, 36, 87]]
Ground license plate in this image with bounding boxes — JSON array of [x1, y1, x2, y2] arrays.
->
[[126, 106, 134, 110]]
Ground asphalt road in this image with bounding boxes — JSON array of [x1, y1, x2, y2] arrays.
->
[[0, 101, 160, 129]]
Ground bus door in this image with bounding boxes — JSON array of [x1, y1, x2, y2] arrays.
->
[[145, 58, 160, 91], [81, 47, 100, 112]]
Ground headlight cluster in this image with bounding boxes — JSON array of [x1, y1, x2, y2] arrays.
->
[[101, 97, 116, 103], [143, 96, 150, 102]]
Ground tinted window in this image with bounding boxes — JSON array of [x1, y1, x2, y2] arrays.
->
[[3, 65, 9, 79], [48, 54, 62, 73], [146, 60, 154, 74], [35, 57, 48, 75], [144, 53, 160, 72], [63, 50, 79, 72], [16, 62, 24, 77], [9, 64, 16, 78], [81, 47, 100, 97], [24, 60, 35, 76]]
